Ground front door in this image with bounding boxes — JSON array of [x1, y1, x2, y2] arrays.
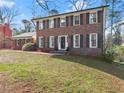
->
[[61, 37, 65, 50], [58, 36, 68, 50]]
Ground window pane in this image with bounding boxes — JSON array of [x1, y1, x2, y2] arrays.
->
[[49, 19, 54, 28], [74, 35, 80, 48], [49, 36, 54, 48], [39, 37, 44, 48], [60, 18, 66, 27], [74, 16, 79, 25], [40, 22, 43, 29], [90, 12, 97, 24], [90, 34, 97, 48]]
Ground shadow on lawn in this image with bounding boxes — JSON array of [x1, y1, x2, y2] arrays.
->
[[51, 55, 124, 80]]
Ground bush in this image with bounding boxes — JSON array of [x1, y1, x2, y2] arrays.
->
[[113, 46, 124, 62], [102, 51, 115, 64], [22, 43, 37, 51]]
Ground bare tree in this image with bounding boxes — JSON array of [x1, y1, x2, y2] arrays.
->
[[101, 0, 124, 50], [0, 7, 19, 26], [67, 0, 93, 11], [36, 0, 59, 16]]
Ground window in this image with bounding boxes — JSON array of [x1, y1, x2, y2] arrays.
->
[[39, 37, 44, 48], [90, 12, 97, 24], [49, 36, 54, 48], [60, 17, 66, 27], [90, 33, 98, 48], [73, 34, 80, 48], [40, 21, 43, 29], [74, 15, 80, 25], [49, 19, 54, 28]]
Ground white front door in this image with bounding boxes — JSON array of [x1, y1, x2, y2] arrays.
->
[[58, 35, 68, 50]]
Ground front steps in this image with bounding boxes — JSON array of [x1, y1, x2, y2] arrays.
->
[[50, 50, 68, 55]]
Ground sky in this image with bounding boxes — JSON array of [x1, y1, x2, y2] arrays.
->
[[0, 0, 100, 28]]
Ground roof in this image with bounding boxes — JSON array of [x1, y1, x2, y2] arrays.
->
[[32, 5, 109, 21], [13, 32, 36, 39]]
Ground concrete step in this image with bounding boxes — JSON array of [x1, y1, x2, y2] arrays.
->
[[50, 50, 67, 55]]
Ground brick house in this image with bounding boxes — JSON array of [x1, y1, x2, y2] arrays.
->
[[32, 6, 108, 56], [0, 24, 12, 49]]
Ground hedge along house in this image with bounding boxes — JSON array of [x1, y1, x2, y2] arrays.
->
[[13, 32, 36, 50], [32, 6, 108, 56], [0, 23, 12, 49]]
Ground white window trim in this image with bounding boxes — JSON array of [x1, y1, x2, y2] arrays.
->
[[89, 12, 98, 24], [49, 19, 54, 28], [73, 15, 80, 26], [60, 17, 66, 27], [39, 21, 43, 30], [49, 36, 54, 48], [89, 33, 98, 48], [39, 36, 44, 48], [73, 34, 80, 48]]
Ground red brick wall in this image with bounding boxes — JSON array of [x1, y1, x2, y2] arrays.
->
[[36, 9, 104, 56], [0, 24, 12, 49]]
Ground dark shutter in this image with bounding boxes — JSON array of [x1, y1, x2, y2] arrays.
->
[[43, 20, 45, 29], [86, 13, 89, 24], [80, 14, 83, 25], [43, 37, 45, 48], [70, 15, 73, 26], [98, 34, 102, 48], [98, 10, 103, 23], [70, 35, 73, 48], [66, 16, 69, 26], [47, 37, 49, 48], [57, 18, 60, 28], [86, 34, 89, 48], [36, 21, 39, 30], [46, 20, 49, 29], [55, 36, 58, 50], [80, 35, 83, 48], [54, 18, 56, 28]]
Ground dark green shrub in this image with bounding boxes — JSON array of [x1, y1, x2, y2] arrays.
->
[[22, 43, 37, 51], [102, 51, 115, 64], [66, 47, 70, 51]]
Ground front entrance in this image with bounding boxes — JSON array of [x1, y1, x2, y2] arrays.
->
[[58, 35, 68, 50]]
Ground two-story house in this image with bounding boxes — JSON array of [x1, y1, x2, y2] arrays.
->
[[32, 6, 108, 56]]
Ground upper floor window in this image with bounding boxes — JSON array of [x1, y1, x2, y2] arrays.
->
[[60, 17, 66, 27], [49, 19, 54, 28], [73, 34, 80, 48], [74, 15, 80, 25], [90, 12, 97, 24], [40, 21, 43, 29], [89, 33, 98, 48]]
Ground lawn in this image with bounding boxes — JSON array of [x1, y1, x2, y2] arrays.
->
[[0, 50, 124, 93]]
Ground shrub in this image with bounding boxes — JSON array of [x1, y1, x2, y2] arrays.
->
[[113, 46, 124, 62], [102, 51, 115, 64], [22, 43, 37, 51]]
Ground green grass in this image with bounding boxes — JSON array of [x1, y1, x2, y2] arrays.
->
[[0, 50, 123, 93]]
